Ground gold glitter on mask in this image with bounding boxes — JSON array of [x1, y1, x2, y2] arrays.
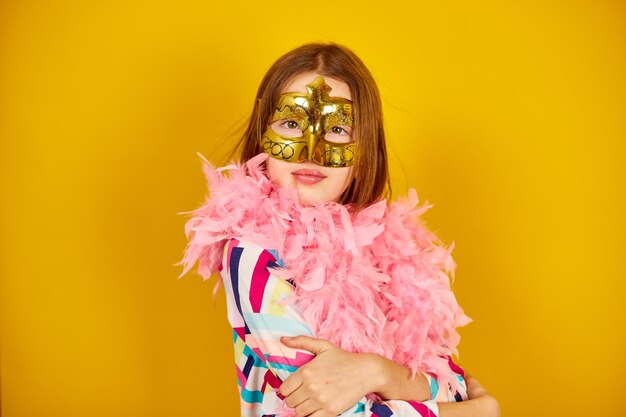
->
[[261, 76, 355, 167]]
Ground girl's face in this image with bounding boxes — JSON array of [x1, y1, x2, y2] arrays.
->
[[266, 71, 354, 206]]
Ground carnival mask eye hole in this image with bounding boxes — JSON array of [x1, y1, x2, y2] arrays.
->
[[324, 125, 353, 144], [270, 119, 303, 138]]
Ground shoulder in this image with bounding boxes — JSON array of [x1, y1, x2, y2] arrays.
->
[[220, 238, 296, 313], [220, 238, 284, 277]]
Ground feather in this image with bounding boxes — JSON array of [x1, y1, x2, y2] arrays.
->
[[176, 153, 472, 395]]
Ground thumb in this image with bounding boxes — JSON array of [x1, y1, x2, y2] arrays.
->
[[280, 335, 329, 354]]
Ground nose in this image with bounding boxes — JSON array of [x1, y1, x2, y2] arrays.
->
[[305, 119, 324, 161]]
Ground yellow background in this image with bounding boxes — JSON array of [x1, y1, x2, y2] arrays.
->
[[1, 1, 624, 416]]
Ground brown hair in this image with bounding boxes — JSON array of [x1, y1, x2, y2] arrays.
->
[[233, 42, 390, 210]]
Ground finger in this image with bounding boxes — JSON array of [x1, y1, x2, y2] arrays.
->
[[284, 385, 310, 409], [279, 372, 303, 397], [307, 409, 336, 417], [280, 335, 330, 354], [293, 397, 320, 417]]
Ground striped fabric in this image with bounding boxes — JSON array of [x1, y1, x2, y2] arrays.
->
[[218, 238, 467, 417]]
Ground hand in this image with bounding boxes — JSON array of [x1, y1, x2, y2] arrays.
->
[[437, 372, 501, 417], [278, 335, 381, 417], [465, 372, 500, 416]]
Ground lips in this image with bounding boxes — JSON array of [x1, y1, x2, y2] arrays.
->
[[292, 169, 326, 185]]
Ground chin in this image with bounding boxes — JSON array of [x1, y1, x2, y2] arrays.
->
[[296, 193, 316, 206], [296, 189, 325, 206]]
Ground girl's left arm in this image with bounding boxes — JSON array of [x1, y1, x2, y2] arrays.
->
[[224, 238, 490, 417]]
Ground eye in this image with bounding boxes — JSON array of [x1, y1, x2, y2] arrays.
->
[[325, 125, 352, 143], [282, 120, 300, 129], [270, 119, 303, 138]]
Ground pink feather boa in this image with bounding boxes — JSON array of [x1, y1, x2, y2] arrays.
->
[[177, 152, 471, 394]]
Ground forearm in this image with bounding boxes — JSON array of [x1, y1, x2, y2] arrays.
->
[[438, 395, 499, 417], [367, 356, 500, 417], [371, 353, 467, 403], [361, 370, 499, 417]]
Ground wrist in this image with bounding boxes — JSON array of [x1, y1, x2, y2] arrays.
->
[[365, 353, 430, 402], [361, 353, 393, 395]]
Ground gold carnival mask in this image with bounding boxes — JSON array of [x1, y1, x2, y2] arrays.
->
[[261, 76, 355, 167]]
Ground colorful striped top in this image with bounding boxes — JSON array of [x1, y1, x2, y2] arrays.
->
[[219, 238, 468, 417]]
